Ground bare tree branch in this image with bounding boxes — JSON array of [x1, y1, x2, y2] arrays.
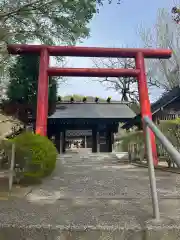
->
[[92, 57, 138, 102], [138, 8, 180, 91]]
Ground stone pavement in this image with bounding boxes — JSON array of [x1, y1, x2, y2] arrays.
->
[[0, 152, 180, 239]]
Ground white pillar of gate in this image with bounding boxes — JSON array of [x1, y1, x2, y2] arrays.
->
[[84, 135, 87, 148], [60, 132, 63, 153], [97, 132, 100, 153]]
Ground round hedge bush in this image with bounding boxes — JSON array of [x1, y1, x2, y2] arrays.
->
[[12, 132, 58, 179]]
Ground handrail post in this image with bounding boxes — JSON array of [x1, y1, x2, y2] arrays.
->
[[145, 123, 160, 220], [9, 143, 15, 195], [144, 116, 180, 167]]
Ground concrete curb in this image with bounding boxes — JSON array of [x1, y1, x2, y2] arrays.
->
[[0, 220, 180, 240], [132, 163, 180, 174], [0, 186, 33, 200]]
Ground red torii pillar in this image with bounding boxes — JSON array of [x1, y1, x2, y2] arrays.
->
[[36, 48, 49, 136], [7, 44, 172, 166], [135, 52, 156, 164]]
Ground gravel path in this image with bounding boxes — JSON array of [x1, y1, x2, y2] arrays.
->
[[0, 152, 180, 239]]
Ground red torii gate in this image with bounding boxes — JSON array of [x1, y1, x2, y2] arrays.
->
[[7, 44, 172, 165]]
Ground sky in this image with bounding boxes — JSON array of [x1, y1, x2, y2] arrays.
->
[[54, 0, 175, 102]]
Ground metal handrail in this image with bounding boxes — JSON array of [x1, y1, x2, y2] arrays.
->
[[143, 116, 180, 221], [144, 116, 180, 167]]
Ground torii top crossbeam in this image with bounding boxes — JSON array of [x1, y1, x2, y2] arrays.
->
[[7, 44, 171, 59]]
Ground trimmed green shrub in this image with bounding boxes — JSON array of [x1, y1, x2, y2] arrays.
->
[[118, 118, 180, 167], [11, 132, 58, 179], [158, 119, 180, 167], [159, 119, 180, 149]]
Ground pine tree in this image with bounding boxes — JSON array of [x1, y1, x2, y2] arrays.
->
[[6, 54, 57, 122]]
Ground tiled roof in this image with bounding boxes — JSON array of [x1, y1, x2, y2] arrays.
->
[[48, 102, 135, 120], [122, 86, 180, 129]]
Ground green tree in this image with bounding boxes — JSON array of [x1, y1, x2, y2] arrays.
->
[[8, 54, 40, 105], [6, 54, 57, 122], [0, 0, 121, 53], [172, 6, 180, 23], [0, 0, 122, 92], [0, 0, 97, 81], [0, 0, 96, 45]]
